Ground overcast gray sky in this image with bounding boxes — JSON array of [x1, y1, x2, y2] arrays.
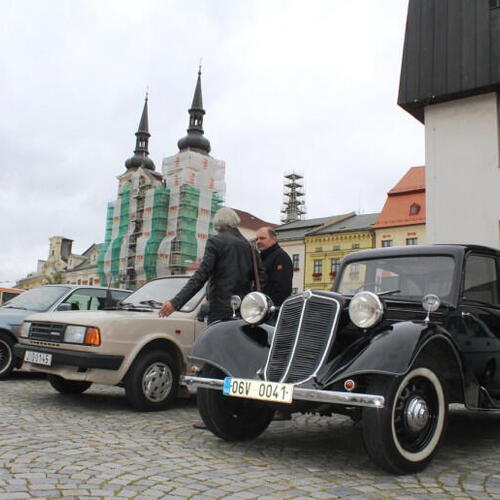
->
[[0, 0, 424, 287]]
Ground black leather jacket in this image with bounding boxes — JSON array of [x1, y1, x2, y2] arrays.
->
[[171, 227, 264, 323], [260, 243, 293, 307]]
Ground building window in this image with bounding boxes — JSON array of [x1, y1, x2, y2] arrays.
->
[[333, 245, 340, 251], [352, 243, 360, 249], [409, 203, 420, 215], [292, 254, 300, 271], [330, 258, 341, 278], [313, 260, 322, 277], [89, 277, 94, 285], [406, 238, 418, 246], [315, 247, 323, 252], [490, 0, 500, 9], [381, 240, 393, 247]]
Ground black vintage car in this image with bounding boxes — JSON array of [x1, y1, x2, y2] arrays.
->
[[183, 244, 500, 474]]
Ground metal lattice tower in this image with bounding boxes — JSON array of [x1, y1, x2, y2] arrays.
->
[[281, 172, 306, 223]]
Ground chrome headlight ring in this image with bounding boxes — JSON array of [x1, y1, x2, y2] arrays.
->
[[348, 291, 384, 329], [240, 292, 273, 325]]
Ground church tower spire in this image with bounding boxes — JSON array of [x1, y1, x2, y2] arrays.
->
[[177, 67, 211, 154], [125, 94, 155, 171]]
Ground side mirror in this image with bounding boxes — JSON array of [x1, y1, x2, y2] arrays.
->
[[57, 303, 72, 311], [197, 303, 209, 322]]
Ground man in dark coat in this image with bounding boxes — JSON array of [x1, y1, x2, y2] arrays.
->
[[256, 226, 293, 313], [159, 207, 263, 324]]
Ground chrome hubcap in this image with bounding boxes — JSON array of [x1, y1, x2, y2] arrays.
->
[[405, 396, 429, 432], [142, 362, 173, 402]]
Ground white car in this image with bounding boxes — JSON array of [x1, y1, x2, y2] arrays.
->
[[15, 276, 208, 411]]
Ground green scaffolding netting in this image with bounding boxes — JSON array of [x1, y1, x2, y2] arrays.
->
[[144, 186, 170, 280]]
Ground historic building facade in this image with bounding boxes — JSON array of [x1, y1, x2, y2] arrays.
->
[[17, 237, 101, 289], [275, 214, 354, 294], [373, 166, 426, 248], [97, 70, 225, 288], [303, 213, 379, 291]]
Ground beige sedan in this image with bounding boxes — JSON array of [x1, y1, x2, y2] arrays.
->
[[14, 277, 208, 411]]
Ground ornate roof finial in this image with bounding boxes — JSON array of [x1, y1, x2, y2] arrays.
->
[[125, 94, 155, 171], [177, 67, 211, 154]]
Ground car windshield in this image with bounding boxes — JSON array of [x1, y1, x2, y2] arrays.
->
[[0, 286, 70, 312], [124, 277, 205, 312], [336, 255, 456, 302]]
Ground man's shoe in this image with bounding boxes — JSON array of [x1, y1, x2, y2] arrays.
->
[[192, 422, 208, 429]]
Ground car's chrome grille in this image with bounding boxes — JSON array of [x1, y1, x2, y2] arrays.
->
[[29, 322, 65, 343], [265, 293, 340, 384]]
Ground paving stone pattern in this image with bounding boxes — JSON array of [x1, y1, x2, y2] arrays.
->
[[1, 374, 500, 499]]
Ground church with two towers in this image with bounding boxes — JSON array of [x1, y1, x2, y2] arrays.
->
[[98, 70, 226, 289]]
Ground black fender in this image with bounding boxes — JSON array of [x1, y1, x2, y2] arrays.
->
[[324, 321, 464, 387], [189, 319, 273, 378]]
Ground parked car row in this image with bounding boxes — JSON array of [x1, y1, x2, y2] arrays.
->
[[0, 284, 131, 379], [14, 277, 208, 410], [4, 244, 500, 474]]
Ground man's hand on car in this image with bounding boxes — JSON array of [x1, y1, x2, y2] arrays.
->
[[159, 301, 176, 317]]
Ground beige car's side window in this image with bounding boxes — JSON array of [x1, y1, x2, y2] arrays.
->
[[66, 289, 108, 311]]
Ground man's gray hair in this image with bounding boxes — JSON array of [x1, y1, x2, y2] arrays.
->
[[214, 207, 240, 232]]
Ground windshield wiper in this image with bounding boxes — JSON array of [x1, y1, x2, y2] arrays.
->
[[117, 302, 152, 311], [378, 289, 401, 296], [3, 306, 28, 310], [139, 300, 163, 309]]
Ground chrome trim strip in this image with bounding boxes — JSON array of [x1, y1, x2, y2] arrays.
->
[[182, 375, 385, 409], [274, 295, 308, 383]]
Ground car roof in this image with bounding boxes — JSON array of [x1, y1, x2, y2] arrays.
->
[[33, 284, 131, 293], [342, 244, 500, 263]]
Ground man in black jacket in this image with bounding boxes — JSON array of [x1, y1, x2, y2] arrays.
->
[[159, 207, 263, 324], [256, 226, 293, 319]]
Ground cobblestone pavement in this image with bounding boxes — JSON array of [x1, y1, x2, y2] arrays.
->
[[1, 374, 500, 500]]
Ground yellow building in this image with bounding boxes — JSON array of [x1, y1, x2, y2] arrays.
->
[[304, 213, 379, 291], [275, 213, 354, 293]]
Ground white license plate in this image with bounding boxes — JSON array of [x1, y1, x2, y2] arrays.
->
[[24, 350, 53, 366], [223, 377, 293, 404]]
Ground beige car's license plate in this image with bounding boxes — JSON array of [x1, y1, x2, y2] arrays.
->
[[24, 350, 53, 366], [223, 377, 293, 404]]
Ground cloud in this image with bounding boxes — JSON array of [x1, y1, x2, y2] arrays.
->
[[0, 0, 423, 286]]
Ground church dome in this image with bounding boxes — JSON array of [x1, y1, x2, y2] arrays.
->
[[125, 154, 155, 170], [177, 132, 211, 154]]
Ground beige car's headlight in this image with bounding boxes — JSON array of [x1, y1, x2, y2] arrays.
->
[[64, 325, 87, 343], [241, 292, 272, 325], [63, 325, 101, 345], [348, 291, 384, 329]]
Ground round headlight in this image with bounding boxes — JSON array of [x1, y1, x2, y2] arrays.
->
[[348, 291, 384, 329], [241, 292, 270, 325]]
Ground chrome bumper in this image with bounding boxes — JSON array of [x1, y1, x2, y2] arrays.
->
[[182, 375, 384, 409]]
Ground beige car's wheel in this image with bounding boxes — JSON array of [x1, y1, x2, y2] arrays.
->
[[124, 350, 179, 411]]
